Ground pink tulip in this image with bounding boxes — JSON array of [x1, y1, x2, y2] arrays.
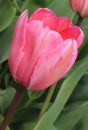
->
[[8, 8, 84, 91], [69, 0, 88, 17]]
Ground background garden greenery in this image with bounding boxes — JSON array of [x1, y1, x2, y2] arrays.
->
[[0, 0, 88, 130]]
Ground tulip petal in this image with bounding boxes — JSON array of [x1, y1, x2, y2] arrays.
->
[[26, 20, 63, 55], [57, 17, 73, 32], [14, 20, 49, 86], [9, 10, 28, 79], [29, 8, 73, 33], [69, 0, 88, 17], [15, 20, 63, 87], [29, 8, 59, 31], [82, 0, 88, 17], [60, 26, 84, 48], [69, 0, 85, 12], [29, 39, 77, 91], [29, 8, 56, 20]]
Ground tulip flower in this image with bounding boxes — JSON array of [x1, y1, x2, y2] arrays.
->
[[69, 0, 88, 17], [8, 8, 84, 91]]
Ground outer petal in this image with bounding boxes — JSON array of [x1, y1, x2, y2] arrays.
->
[[81, 0, 88, 17], [60, 26, 84, 48], [29, 8, 73, 33], [69, 0, 85, 12], [29, 8, 59, 31], [27, 21, 63, 55], [15, 20, 63, 87], [8, 10, 28, 79], [57, 17, 73, 32], [29, 39, 77, 91], [29, 8, 56, 20]]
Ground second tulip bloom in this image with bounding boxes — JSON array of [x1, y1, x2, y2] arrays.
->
[[69, 0, 88, 17]]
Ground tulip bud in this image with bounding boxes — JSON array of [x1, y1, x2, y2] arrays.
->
[[8, 8, 84, 91], [69, 0, 88, 17]]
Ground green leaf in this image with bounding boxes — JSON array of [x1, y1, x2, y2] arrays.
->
[[17, 122, 36, 130], [0, 87, 16, 114], [21, 0, 40, 16], [55, 102, 88, 130], [78, 18, 88, 60], [49, 125, 58, 130], [11, 108, 39, 123], [15, 121, 58, 130], [34, 0, 52, 7], [69, 74, 88, 102], [34, 59, 88, 130], [48, 0, 74, 18], [80, 105, 88, 130], [0, 17, 17, 63], [28, 90, 44, 100], [0, 0, 16, 32]]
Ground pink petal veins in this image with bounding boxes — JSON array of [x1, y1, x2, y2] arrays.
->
[[29, 39, 77, 91], [15, 20, 63, 87]]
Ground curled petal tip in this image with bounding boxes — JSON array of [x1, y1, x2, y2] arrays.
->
[[21, 9, 28, 17], [69, 0, 88, 17]]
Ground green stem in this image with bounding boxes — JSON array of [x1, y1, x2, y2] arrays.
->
[[24, 98, 33, 108], [39, 83, 57, 118], [0, 86, 25, 130]]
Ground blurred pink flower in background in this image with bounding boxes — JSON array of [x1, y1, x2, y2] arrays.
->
[[69, 0, 88, 17], [8, 8, 84, 91]]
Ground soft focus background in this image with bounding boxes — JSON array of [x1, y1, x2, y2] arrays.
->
[[0, 0, 88, 130]]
